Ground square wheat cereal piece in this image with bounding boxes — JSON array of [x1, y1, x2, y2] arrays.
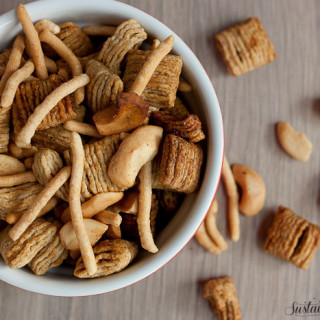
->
[[215, 18, 276, 76], [0, 107, 10, 153], [154, 134, 203, 194], [264, 206, 309, 262], [204, 276, 242, 320]]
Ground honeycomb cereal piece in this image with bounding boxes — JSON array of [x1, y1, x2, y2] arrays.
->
[[0, 182, 42, 221], [12, 74, 77, 136], [0, 218, 57, 268], [123, 49, 182, 108], [74, 239, 138, 278], [85, 59, 123, 113], [264, 206, 320, 269], [97, 19, 147, 75], [32, 148, 68, 201], [0, 107, 10, 153], [64, 135, 124, 200], [152, 134, 203, 193], [203, 276, 242, 320], [215, 18, 276, 76]]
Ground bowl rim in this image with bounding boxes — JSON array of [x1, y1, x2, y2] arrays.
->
[[0, 0, 224, 296]]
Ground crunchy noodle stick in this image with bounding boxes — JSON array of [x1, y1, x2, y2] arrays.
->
[[44, 56, 57, 73], [222, 156, 240, 242], [17, 4, 47, 80], [82, 25, 117, 36], [39, 29, 84, 103], [15, 74, 89, 148], [35, 19, 60, 34], [1, 60, 34, 108], [9, 143, 37, 159], [137, 161, 158, 253], [0, 35, 25, 95], [195, 221, 221, 254], [130, 35, 174, 96], [63, 120, 102, 138], [8, 166, 71, 241], [6, 196, 58, 224], [0, 171, 36, 187], [69, 132, 96, 276], [94, 210, 122, 227]]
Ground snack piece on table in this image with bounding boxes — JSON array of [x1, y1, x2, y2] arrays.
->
[[43, 22, 94, 58], [0, 218, 57, 268], [215, 17, 276, 76], [74, 239, 138, 278], [32, 125, 72, 154], [28, 220, 68, 275], [203, 276, 242, 320], [0, 107, 11, 153], [0, 182, 42, 221], [85, 59, 123, 113], [64, 135, 124, 200], [264, 206, 320, 270], [32, 148, 68, 201], [97, 19, 147, 75], [152, 134, 203, 193], [12, 74, 77, 137], [151, 98, 205, 143], [121, 194, 158, 242], [123, 49, 182, 109]]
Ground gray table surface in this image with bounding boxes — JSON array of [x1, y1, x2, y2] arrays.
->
[[0, 0, 319, 319]]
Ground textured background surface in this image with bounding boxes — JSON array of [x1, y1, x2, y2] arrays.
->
[[0, 0, 319, 319]]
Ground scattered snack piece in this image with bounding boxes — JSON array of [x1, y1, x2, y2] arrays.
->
[[0, 155, 25, 176], [9, 143, 38, 159], [0, 49, 12, 76], [108, 125, 163, 188], [14, 74, 89, 148], [105, 224, 122, 239], [23, 157, 34, 170], [94, 210, 122, 227], [97, 19, 147, 75], [276, 121, 312, 162], [222, 156, 240, 242], [63, 120, 102, 138], [34, 19, 60, 34], [203, 276, 242, 320], [74, 239, 138, 278], [0, 218, 57, 268], [113, 187, 139, 214], [17, 4, 48, 79], [82, 25, 117, 37], [215, 17, 276, 76], [152, 134, 203, 193], [0, 107, 10, 153], [264, 206, 320, 270], [0, 171, 36, 187], [232, 164, 266, 217]]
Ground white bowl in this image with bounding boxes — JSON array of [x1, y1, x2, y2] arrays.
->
[[0, 0, 224, 296]]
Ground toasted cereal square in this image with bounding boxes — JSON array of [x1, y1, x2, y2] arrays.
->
[[264, 206, 320, 269], [215, 18, 276, 76], [0, 107, 10, 153], [203, 276, 242, 320]]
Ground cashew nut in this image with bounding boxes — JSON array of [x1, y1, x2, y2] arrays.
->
[[232, 164, 266, 217], [108, 125, 163, 188]]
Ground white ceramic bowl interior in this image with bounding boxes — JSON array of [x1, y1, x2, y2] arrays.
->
[[0, 0, 224, 296]]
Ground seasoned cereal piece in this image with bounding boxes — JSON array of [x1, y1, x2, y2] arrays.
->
[[0, 182, 42, 221], [0, 218, 57, 268], [215, 18, 276, 76], [264, 206, 320, 269], [0, 49, 12, 76], [0, 107, 10, 153], [204, 276, 242, 320], [153, 134, 203, 193], [123, 50, 182, 109], [32, 148, 68, 201], [12, 74, 77, 136], [97, 19, 147, 75], [74, 239, 138, 278], [43, 22, 94, 58], [85, 59, 123, 113], [151, 99, 205, 143], [64, 135, 124, 200], [32, 125, 71, 154]]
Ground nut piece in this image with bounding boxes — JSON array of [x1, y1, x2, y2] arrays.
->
[[93, 92, 149, 136], [276, 122, 312, 162], [203, 276, 242, 320], [232, 164, 266, 217], [0, 155, 26, 176], [59, 219, 108, 250], [114, 187, 139, 214], [108, 125, 163, 188], [74, 239, 138, 278], [264, 206, 320, 270]]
